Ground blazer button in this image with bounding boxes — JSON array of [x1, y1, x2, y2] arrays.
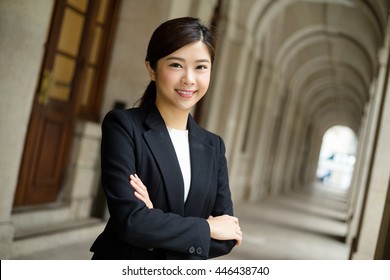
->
[[196, 247, 203, 255], [189, 247, 195, 254]]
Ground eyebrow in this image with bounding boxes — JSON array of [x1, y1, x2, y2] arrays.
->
[[166, 56, 210, 63]]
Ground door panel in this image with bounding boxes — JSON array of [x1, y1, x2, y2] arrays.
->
[[29, 116, 70, 204]]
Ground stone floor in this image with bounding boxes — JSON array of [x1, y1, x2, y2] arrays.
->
[[13, 183, 350, 260]]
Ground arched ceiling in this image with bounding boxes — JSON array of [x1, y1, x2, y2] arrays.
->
[[236, 0, 389, 136]]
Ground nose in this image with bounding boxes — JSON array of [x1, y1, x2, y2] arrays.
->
[[182, 70, 195, 85]]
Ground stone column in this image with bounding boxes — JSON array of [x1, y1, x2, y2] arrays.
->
[[346, 82, 378, 245], [352, 41, 390, 259], [0, 0, 53, 259], [227, 48, 261, 201], [64, 121, 102, 220], [244, 64, 273, 201], [249, 67, 282, 199]]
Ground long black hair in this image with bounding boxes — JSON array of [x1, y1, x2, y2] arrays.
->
[[136, 17, 216, 107]]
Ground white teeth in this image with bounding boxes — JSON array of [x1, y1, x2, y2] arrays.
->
[[177, 90, 193, 95]]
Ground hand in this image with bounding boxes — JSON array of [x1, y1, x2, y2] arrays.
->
[[130, 174, 153, 209], [207, 215, 242, 246]]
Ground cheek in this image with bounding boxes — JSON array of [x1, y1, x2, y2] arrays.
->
[[199, 74, 211, 91], [159, 71, 179, 87]]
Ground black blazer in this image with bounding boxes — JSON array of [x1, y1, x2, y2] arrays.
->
[[90, 105, 236, 259]]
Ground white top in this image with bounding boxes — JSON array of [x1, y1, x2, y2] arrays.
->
[[167, 127, 191, 202]]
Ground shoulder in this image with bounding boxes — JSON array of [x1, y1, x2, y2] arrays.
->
[[102, 107, 149, 126], [199, 126, 222, 143], [204, 129, 226, 152], [103, 107, 148, 121], [101, 107, 152, 137], [189, 118, 226, 153]]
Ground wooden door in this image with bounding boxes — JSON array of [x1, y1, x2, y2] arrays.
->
[[14, 0, 119, 206]]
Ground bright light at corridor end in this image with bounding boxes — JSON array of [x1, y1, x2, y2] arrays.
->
[[316, 126, 357, 190]]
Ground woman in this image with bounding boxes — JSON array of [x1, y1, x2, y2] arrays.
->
[[90, 17, 242, 260]]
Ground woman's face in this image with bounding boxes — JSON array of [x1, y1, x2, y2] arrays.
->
[[150, 41, 211, 113]]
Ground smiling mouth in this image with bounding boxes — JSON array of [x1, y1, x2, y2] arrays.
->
[[176, 89, 197, 98]]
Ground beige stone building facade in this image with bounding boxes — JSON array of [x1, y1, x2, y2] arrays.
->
[[0, 0, 389, 259]]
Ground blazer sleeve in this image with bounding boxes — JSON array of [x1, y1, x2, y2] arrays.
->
[[100, 109, 211, 258], [208, 136, 237, 258]]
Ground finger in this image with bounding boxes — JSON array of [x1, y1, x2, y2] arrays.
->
[[133, 184, 145, 199], [130, 175, 142, 188], [130, 178, 136, 190], [131, 175, 141, 184], [134, 175, 147, 192], [130, 174, 139, 187], [133, 174, 147, 190], [130, 177, 138, 189], [134, 191, 144, 201], [129, 174, 133, 184], [130, 179, 145, 195], [134, 191, 151, 208]]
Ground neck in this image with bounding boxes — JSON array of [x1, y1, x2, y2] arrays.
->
[[155, 103, 189, 130]]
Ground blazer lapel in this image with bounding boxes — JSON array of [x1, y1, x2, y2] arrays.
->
[[184, 115, 215, 217], [143, 106, 185, 215]]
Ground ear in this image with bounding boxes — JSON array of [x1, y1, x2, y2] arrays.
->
[[145, 61, 156, 81]]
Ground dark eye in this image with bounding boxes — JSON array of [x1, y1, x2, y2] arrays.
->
[[196, 65, 208, 70], [169, 63, 182, 68]]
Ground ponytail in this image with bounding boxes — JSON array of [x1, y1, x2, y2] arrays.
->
[[136, 81, 156, 108]]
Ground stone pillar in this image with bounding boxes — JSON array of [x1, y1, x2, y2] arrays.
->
[[269, 89, 301, 194], [0, 0, 53, 259], [352, 42, 390, 259], [64, 121, 102, 220], [284, 111, 306, 191], [352, 89, 390, 258], [293, 117, 311, 188], [243, 65, 278, 200], [301, 127, 322, 187], [249, 68, 282, 199], [346, 82, 378, 246], [227, 48, 261, 201]]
